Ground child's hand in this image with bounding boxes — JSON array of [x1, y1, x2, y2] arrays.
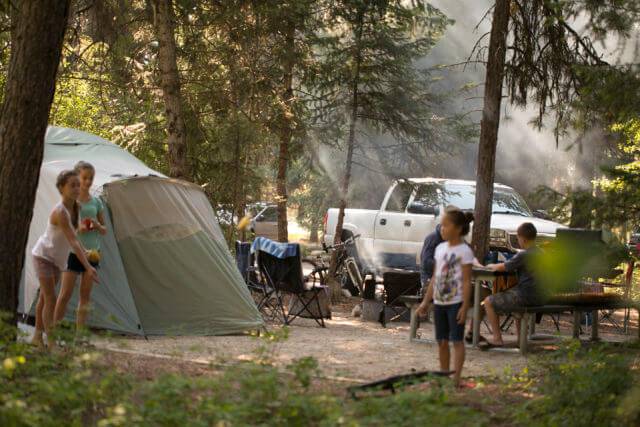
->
[[486, 263, 499, 271], [457, 304, 468, 325], [416, 302, 430, 317], [91, 219, 107, 235]]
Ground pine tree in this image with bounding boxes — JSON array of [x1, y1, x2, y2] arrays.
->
[[308, 0, 451, 299]]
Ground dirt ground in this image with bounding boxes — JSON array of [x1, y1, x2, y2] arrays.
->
[[93, 302, 638, 384]]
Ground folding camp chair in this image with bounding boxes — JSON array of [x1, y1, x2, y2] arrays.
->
[[255, 241, 328, 328], [379, 271, 421, 327], [235, 241, 279, 322]]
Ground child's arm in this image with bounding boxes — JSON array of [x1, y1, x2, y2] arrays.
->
[[487, 263, 506, 272], [94, 210, 108, 236], [56, 209, 98, 282], [417, 266, 436, 316], [457, 263, 472, 324]]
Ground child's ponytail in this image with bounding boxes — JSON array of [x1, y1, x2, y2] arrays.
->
[[56, 169, 79, 228], [72, 201, 79, 229]]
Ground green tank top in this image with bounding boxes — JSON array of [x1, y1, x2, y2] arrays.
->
[[78, 196, 104, 251]]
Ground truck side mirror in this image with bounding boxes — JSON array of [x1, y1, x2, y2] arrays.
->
[[407, 202, 439, 216]]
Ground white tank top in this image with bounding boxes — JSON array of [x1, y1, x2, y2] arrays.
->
[[32, 203, 73, 270]]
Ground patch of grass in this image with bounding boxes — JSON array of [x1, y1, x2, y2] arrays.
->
[[0, 317, 490, 426], [513, 340, 639, 427]]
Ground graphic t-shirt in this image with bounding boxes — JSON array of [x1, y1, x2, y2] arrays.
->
[[433, 241, 474, 305], [78, 196, 104, 251]]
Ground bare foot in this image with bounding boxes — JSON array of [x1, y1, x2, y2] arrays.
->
[[31, 333, 45, 350], [453, 374, 461, 388]]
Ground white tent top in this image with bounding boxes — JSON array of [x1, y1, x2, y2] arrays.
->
[[43, 126, 164, 193]]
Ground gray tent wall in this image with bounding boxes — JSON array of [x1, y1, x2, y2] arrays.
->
[[104, 177, 263, 335], [57, 205, 144, 335], [20, 126, 262, 335]]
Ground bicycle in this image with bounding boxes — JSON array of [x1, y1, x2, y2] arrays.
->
[[302, 234, 365, 296]]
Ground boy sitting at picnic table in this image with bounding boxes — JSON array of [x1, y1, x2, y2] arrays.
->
[[483, 222, 541, 347]]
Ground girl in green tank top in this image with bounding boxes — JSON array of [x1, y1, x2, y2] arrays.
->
[[54, 161, 108, 334]]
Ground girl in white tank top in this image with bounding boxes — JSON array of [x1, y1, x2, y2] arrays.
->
[[32, 202, 73, 270], [31, 170, 98, 349]]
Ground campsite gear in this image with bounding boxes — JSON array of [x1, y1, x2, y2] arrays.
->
[[20, 126, 262, 336], [252, 238, 329, 326], [235, 241, 280, 322], [322, 234, 364, 296], [378, 270, 421, 327], [237, 215, 251, 231], [347, 370, 454, 399]]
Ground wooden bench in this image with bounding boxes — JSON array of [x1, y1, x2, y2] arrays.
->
[[400, 296, 640, 354], [512, 301, 640, 354]]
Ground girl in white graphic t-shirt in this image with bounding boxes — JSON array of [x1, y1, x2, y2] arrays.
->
[[417, 209, 474, 387]]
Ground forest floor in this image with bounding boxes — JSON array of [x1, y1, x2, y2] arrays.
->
[[12, 307, 640, 425], [93, 302, 638, 384]]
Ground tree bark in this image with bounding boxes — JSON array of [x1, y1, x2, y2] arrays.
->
[[328, 9, 365, 301], [0, 0, 71, 324], [152, 0, 190, 180], [471, 0, 510, 262], [275, 24, 295, 243], [309, 223, 319, 244]]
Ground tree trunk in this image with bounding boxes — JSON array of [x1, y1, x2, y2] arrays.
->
[[309, 223, 319, 244], [276, 24, 295, 243], [328, 11, 365, 302], [152, 0, 190, 180], [0, 0, 71, 324], [471, 0, 510, 262]]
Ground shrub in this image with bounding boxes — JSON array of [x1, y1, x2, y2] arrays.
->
[[516, 341, 636, 427]]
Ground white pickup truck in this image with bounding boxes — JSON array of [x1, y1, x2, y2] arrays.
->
[[323, 178, 565, 266]]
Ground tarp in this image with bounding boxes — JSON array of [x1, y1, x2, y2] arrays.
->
[[20, 126, 262, 335]]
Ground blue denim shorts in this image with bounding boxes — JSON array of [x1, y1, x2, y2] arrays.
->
[[434, 303, 465, 342]]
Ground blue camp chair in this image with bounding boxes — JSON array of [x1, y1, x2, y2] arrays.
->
[[252, 238, 328, 327]]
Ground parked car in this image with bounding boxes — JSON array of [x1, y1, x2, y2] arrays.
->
[[250, 205, 279, 240], [323, 178, 566, 266], [629, 232, 640, 256]]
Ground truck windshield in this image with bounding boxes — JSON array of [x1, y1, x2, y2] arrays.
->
[[443, 184, 533, 216], [413, 183, 533, 217]]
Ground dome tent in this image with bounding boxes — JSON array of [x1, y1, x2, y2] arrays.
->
[[20, 126, 262, 335]]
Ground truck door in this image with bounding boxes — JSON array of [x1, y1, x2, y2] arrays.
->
[[403, 183, 442, 263], [373, 182, 414, 256]]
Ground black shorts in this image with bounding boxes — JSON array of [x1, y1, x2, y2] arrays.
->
[[488, 289, 525, 314], [66, 252, 99, 273], [434, 303, 465, 342]]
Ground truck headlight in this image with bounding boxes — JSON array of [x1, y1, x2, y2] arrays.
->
[[489, 229, 507, 247]]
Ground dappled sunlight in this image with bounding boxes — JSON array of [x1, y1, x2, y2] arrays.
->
[[91, 309, 528, 382]]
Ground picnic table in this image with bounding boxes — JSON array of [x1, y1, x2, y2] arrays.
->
[[399, 268, 514, 345], [400, 267, 640, 354], [471, 268, 515, 347]]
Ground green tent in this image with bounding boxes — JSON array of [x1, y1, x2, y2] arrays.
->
[[20, 126, 263, 335]]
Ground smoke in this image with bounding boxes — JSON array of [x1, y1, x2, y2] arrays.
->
[[310, 0, 636, 210]]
